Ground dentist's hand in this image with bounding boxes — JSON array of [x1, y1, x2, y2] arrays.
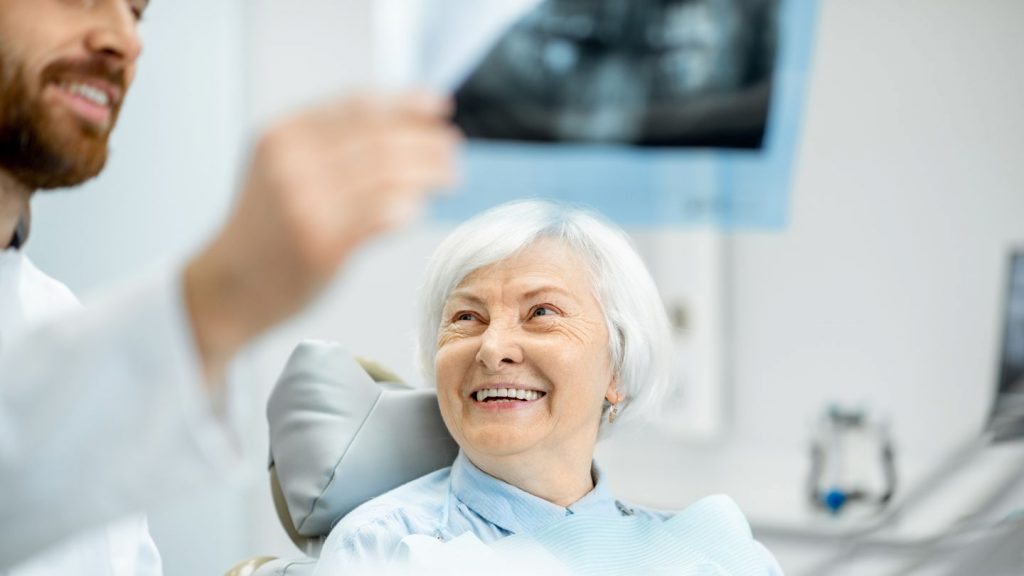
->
[[184, 92, 460, 384]]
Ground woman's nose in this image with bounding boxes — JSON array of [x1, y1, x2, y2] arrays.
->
[[475, 324, 524, 371]]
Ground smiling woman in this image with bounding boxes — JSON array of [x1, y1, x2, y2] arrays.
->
[[313, 200, 782, 574], [434, 237, 621, 506], [311, 199, 782, 569], [419, 200, 671, 435], [307, 199, 778, 569]]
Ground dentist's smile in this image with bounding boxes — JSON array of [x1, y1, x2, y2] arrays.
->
[[45, 78, 120, 128]]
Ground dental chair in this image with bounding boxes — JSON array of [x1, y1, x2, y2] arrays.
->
[[226, 340, 459, 575]]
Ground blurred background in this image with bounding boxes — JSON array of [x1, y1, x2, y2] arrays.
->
[[25, 0, 1024, 574]]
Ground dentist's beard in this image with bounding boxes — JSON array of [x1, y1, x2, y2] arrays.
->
[[0, 48, 121, 190]]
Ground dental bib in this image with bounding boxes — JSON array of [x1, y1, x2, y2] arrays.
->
[[386, 494, 781, 576]]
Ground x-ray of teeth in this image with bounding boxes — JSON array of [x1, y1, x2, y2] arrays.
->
[[453, 0, 779, 148]]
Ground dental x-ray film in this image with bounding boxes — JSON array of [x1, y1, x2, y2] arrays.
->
[[381, 0, 781, 149]]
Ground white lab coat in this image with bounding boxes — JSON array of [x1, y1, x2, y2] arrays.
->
[[0, 249, 240, 572]]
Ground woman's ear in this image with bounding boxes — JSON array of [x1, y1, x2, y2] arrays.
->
[[605, 377, 624, 405]]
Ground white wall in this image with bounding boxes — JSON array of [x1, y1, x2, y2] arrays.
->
[[19, 0, 1024, 574], [731, 0, 1024, 455]]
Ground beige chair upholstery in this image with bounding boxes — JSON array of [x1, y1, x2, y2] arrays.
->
[[224, 556, 277, 576]]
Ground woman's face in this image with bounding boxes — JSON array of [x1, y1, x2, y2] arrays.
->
[[435, 238, 617, 463]]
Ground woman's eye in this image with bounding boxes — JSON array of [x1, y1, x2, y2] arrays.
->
[[531, 306, 557, 318], [455, 312, 476, 322]]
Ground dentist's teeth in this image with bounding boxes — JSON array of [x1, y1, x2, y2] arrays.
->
[[515, 390, 526, 400], [63, 82, 110, 107]]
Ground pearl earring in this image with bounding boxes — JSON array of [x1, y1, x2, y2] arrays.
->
[[608, 404, 620, 424]]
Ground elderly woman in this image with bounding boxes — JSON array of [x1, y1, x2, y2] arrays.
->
[[315, 199, 779, 573]]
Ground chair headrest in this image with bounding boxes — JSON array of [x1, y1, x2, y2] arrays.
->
[[266, 340, 459, 551]]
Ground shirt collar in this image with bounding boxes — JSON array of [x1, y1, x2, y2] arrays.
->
[[6, 214, 28, 251], [450, 451, 621, 535]]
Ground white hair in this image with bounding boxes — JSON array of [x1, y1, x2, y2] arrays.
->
[[417, 199, 673, 434]]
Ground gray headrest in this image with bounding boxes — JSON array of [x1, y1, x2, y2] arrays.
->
[[267, 340, 458, 542]]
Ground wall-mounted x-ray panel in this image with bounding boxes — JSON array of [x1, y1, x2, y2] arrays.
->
[[373, 0, 816, 228]]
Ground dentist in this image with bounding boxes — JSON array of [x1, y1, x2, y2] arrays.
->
[[0, 0, 460, 573]]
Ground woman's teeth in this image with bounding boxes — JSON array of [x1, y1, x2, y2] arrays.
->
[[61, 82, 110, 107], [474, 388, 543, 402]]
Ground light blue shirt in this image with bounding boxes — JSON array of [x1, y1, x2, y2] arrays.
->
[[315, 451, 782, 574], [316, 451, 654, 568]]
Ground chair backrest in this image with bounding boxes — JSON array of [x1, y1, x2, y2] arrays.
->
[[266, 340, 460, 554]]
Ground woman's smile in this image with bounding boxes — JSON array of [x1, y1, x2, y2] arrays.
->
[[470, 384, 548, 411]]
